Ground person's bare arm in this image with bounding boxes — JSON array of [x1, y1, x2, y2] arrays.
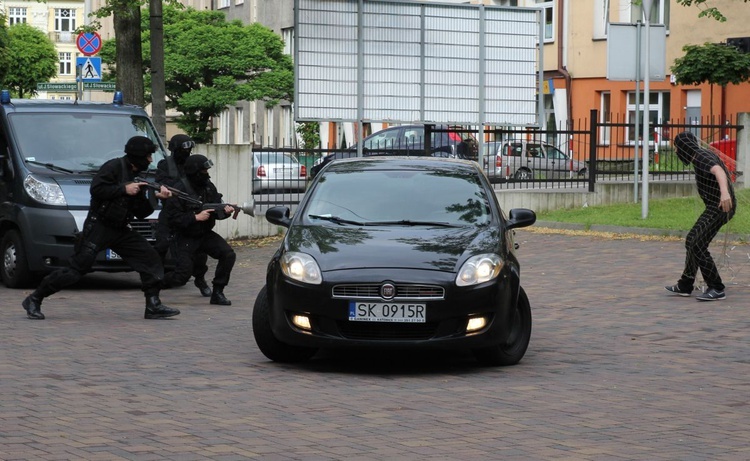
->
[[710, 164, 732, 212]]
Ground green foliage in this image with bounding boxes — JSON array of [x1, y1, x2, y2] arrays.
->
[[296, 122, 321, 149], [671, 42, 750, 87], [100, 5, 294, 143], [3, 23, 58, 98], [674, 0, 750, 22], [0, 22, 9, 85]]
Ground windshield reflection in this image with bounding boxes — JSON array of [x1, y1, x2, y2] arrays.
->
[[10, 113, 165, 172], [305, 165, 491, 227]]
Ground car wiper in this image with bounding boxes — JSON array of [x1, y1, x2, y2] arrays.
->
[[308, 214, 365, 226], [25, 160, 75, 174], [367, 220, 460, 228]]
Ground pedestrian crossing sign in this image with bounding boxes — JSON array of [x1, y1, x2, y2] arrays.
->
[[77, 57, 101, 82]]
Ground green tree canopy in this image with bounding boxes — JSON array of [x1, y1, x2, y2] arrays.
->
[[671, 42, 750, 87], [101, 5, 293, 143], [0, 19, 10, 85], [3, 23, 58, 98]]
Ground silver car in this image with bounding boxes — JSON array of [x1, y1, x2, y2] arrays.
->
[[484, 140, 587, 180], [252, 151, 307, 193]]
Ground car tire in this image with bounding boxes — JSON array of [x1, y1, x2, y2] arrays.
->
[[1, 229, 35, 288], [514, 168, 532, 180], [472, 286, 532, 366], [252, 285, 318, 363]]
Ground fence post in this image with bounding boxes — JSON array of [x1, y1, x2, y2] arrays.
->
[[589, 109, 598, 193], [738, 112, 750, 189]]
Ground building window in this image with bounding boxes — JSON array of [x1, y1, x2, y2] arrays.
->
[[593, 0, 610, 39], [8, 7, 27, 25], [599, 92, 611, 145], [493, 0, 518, 5], [55, 9, 76, 32], [218, 0, 230, 9], [235, 107, 244, 144], [631, 0, 670, 29], [536, 1, 554, 43], [627, 91, 670, 144], [282, 27, 294, 56], [59, 52, 73, 75]]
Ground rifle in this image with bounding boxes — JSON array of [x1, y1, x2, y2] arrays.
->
[[135, 177, 255, 219]]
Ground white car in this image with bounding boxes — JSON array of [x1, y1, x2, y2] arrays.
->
[[252, 151, 307, 193]]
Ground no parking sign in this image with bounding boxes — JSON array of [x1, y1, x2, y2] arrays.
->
[[76, 32, 102, 56]]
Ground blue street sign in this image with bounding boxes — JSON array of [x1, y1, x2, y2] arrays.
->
[[77, 57, 102, 82], [76, 32, 102, 56]]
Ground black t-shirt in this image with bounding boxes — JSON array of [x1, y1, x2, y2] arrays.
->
[[692, 148, 735, 210]]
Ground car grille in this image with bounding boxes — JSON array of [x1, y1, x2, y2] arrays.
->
[[336, 321, 439, 340], [332, 284, 445, 300], [130, 219, 158, 241]]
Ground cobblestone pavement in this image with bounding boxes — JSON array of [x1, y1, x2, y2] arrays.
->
[[2, 229, 749, 461]]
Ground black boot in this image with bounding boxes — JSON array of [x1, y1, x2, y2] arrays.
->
[[22, 294, 45, 320], [144, 296, 180, 319], [194, 278, 212, 297], [210, 287, 232, 306]]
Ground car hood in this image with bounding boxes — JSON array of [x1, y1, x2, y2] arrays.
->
[[286, 224, 502, 273]]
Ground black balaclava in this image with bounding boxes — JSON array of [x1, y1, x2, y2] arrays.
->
[[124, 136, 156, 173], [184, 154, 212, 189], [168, 134, 195, 166], [673, 131, 700, 165]]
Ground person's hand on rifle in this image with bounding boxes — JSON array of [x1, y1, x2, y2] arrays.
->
[[195, 209, 213, 222], [223, 204, 235, 215], [155, 185, 172, 200]]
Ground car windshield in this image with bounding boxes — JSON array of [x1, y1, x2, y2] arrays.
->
[[305, 167, 491, 226], [258, 152, 299, 165], [9, 113, 165, 173]]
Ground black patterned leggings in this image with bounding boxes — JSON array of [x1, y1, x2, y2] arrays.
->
[[679, 206, 733, 291]]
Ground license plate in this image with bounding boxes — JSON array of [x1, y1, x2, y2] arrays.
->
[[105, 249, 122, 260], [349, 301, 426, 323]]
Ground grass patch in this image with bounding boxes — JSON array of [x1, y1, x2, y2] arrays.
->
[[537, 188, 750, 235]]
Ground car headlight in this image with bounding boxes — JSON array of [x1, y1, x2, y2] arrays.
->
[[456, 254, 503, 287], [281, 252, 322, 285], [24, 174, 67, 206]]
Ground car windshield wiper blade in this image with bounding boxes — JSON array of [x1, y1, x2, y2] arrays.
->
[[367, 220, 461, 228], [308, 214, 365, 226], [25, 160, 75, 174]]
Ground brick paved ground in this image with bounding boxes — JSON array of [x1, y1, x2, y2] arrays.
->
[[1, 229, 749, 460]]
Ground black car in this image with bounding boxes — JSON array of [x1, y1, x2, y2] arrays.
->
[[309, 124, 478, 178], [253, 156, 536, 366]]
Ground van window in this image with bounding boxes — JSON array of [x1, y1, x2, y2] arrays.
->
[[8, 113, 165, 172]]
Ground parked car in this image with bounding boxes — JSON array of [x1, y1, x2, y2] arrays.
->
[[309, 124, 478, 178], [252, 151, 307, 193], [253, 156, 536, 366], [484, 140, 587, 180]]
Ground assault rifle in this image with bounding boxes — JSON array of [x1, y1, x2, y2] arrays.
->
[[135, 177, 255, 219]]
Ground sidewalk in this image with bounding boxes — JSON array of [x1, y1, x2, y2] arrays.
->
[[1, 228, 748, 460]]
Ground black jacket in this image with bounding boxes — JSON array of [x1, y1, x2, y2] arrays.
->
[[163, 177, 228, 238], [90, 156, 154, 227]]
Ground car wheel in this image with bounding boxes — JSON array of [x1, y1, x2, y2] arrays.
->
[[252, 285, 318, 363], [1, 229, 35, 288], [472, 286, 532, 366], [577, 168, 588, 178], [514, 168, 532, 180]]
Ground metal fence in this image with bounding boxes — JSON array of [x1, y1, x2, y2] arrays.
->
[[251, 114, 743, 206]]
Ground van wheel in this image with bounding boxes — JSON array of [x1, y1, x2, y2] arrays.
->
[[1, 230, 34, 288], [514, 168, 532, 180]]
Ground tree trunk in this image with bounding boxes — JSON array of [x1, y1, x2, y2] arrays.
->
[[113, 6, 144, 107], [149, 0, 167, 142]]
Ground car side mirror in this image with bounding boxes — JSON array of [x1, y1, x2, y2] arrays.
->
[[266, 206, 292, 228], [506, 208, 536, 230]]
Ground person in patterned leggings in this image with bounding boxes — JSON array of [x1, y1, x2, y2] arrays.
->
[[665, 131, 736, 301]]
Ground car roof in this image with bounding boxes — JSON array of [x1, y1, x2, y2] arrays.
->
[[0, 98, 147, 116], [324, 156, 479, 172]]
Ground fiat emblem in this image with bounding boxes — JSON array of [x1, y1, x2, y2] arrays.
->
[[380, 283, 396, 300]]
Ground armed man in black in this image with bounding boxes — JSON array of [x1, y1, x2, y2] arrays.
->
[[162, 155, 236, 306], [21, 136, 181, 320], [154, 134, 212, 297]]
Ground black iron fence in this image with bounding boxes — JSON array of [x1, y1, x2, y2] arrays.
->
[[251, 113, 743, 206]]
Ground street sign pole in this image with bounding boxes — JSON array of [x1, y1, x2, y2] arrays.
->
[[642, 0, 653, 219]]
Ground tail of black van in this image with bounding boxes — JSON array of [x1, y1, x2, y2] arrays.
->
[[0, 90, 167, 287]]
